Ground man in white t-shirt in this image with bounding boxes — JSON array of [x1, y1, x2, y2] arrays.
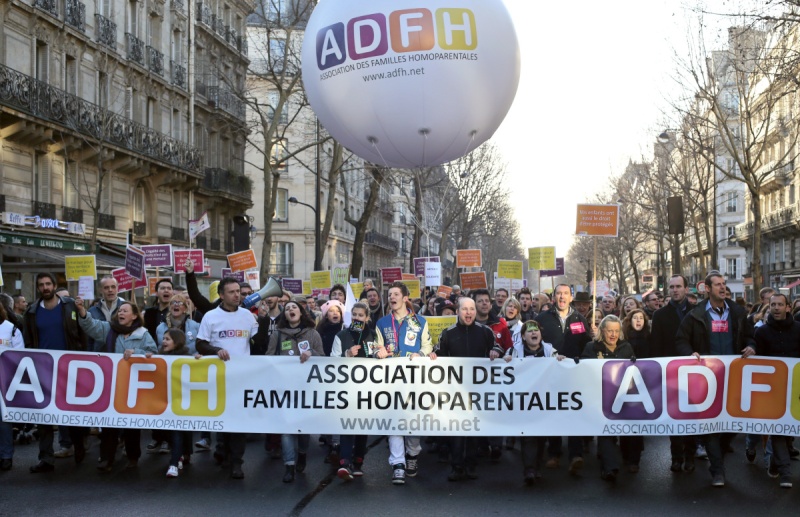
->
[[197, 277, 262, 479]]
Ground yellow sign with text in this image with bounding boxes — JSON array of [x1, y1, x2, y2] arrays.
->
[[426, 315, 457, 345], [65, 255, 97, 281], [350, 282, 365, 300], [401, 280, 421, 300], [528, 247, 556, 271], [310, 271, 332, 290], [497, 260, 524, 280], [302, 281, 312, 296]]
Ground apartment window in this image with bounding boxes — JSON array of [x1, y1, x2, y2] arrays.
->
[[171, 30, 182, 62], [35, 40, 48, 82], [171, 109, 181, 140], [98, 72, 109, 107], [791, 184, 796, 205], [128, 0, 139, 35], [271, 138, 288, 171], [134, 184, 146, 223], [726, 258, 738, 279], [33, 152, 50, 203], [273, 188, 288, 222], [727, 226, 735, 239], [726, 192, 738, 212], [146, 96, 156, 128], [98, 0, 111, 16], [64, 55, 77, 94], [270, 242, 293, 276], [267, 91, 287, 124], [270, 38, 286, 72], [147, 13, 160, 47], [172, 190, 182, 228], [64, 162, 79, 207]]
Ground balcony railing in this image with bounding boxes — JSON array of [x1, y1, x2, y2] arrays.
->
[[98, 212, 115, 230], [207, 86, 245, 118], [210, 237, 221, 251], [170, 0, 184, 14], [0, 64, 203, 171], [196, 3, 211, 26], [146, 46, 164, 75], [62, 206, 83, 223], [203, 168, 252, 200], [64, 0, 86, 31], [171, 60, 186, 88], [195, 79, 207, 98], [126, 33, 145, 65], [269, 264, 294, 277], [237, 35, 248, 55], [133, 221, 146, 236], [95, 14, 116, 49], [34, 0, 58, 17], [171, 226, 186, 241], [226, 26, 237, 45], [365, 230, 399, 252], [33, 201, 56, 219]]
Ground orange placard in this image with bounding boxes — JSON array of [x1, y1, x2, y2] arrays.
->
[[437, 285, 453, 298], [148, 276, 168, 296], [460, 271, 488, 290], [227, 249, 258, 273], [456, 249, 482, 268], [401, 273, 417, 281], [576, 204, 619, 237]]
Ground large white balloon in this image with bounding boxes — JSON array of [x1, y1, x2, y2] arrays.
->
[[301, 0, 520, 169]]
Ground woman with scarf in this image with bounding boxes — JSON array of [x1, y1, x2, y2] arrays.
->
[[317, 299, 345, 356], [501, 297, 523, 351], [267, 300, 325, 483], [74, 296, 157, 472], [156, 293, 200, 354]]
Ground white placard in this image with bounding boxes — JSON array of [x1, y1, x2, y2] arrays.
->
[[425, 262, 442, 287], [78, 276, 95, 301]]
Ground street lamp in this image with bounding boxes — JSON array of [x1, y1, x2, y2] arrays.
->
[[289, 196, 322, 271]]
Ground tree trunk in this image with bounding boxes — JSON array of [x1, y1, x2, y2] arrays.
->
[[750, 183, 763, 295], [90, 150, 105, 252], [317, 145, 343, 269], [628, 248, 641, 294], [259, 149, 279, 279], [345, 167, 384, 279], [409, 172, 423, 271]]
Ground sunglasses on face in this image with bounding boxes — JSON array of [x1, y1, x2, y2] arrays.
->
[[525, 323, 540, 332]]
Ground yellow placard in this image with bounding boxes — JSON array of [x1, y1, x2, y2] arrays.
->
[[65, 255, 97, 281], [310, 270, 332, 290], [426, 315, 457, 346], [528, 247, 556, 271], [350, 282, 365, 300], [302, 281, 312, 296], [497, 260, 523, 280], [401, 279, 421, 299]]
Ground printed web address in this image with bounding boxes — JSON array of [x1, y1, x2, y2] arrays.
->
[[340, 414, 481, 433]]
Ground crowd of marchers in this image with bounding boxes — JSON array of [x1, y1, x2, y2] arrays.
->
[[0, 265, 798, 489]]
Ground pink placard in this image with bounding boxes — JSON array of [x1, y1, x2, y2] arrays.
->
[[173, 249, 205, 274]]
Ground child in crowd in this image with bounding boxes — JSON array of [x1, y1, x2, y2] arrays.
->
[[331, 303, 383, 481], [0, 302, 23, 470]]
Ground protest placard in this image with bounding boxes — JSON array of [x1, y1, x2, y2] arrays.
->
[[401, 279, 421, 299], [540, 258, 565, 278], [460, 271, 488, 290], [227, 249, 258, 273], [380, 267, 402, 284], [112, 268, 141, 293], [65, 255, 97, 281], [528, 247, 556, 270], [125, 245, 146, 281], [575, 204, 620, 237], [497, 260, 524, 279], [220, 268, 246, 282], [173, 249, 204, 274], [141, 244, 173, 268], [413, 256, 439, 277], [437, 285, 453, 298], [282, 278, 304, 294], [78, 276, 95, 301], [245, 270, 261, 290], [425, 262, 442, 287], [331, 264, 350, 286], [310, 270, 333, 290], [456, 249, 482, 268], [302, 282, 311, 296], [426, 315, 457, 345], [350, 282, 364, 300]]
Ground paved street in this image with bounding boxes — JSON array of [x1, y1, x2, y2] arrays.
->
[[1, 432, 799, 516]]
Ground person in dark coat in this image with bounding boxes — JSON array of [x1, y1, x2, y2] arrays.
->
[[675, 272, 749, 488], [622, 309, 650, 358]]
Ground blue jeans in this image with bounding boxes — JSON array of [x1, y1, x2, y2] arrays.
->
[[0, 413, 13, 459], [281, 434, 309, 465], [170, 431, 193, 467]]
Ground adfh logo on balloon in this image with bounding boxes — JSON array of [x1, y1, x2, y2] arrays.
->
[[301, 0, 520, 169]]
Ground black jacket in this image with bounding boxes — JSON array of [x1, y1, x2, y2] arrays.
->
[[649, 300, 691, 357], [754, 315, 800, 358], [23, 295, 87, 351], [437, 321, 502, 358], [675, 300, 748, 356], [186, 271, 220, 315], [144, 305, 168, 343], [335, 326, 379, 357], [534, 308, 592, 359], [626, 330, 650, 359], [582, 339, 635, 359]]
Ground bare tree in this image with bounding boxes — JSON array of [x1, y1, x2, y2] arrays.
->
[[342, 166, 386, 278]]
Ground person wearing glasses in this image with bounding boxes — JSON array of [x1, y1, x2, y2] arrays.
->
[[156, 293, 200, 354]]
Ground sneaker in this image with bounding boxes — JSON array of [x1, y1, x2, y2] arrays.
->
[[166, 465, 179, 478], [352, 458, 364, 477], [524, 468, 536, 486], [337, 463, 354, 481], [54, 447, 74, 459], [448, 466, 466, 482], [780, 476, 793, 488], [670, 460, 683, 472], [545, 457, 559, 469], [695, 445, 708, 460], [405, 454, 419, 477], [194, 438, 211, 451], [568, 456, 584, 475], [746, 447, 756, 463], [768, 463, 780, 479], [159, 443, 171, 454], [146, 441, 161, 454], [711, 473, 725, 487], [391, 464, 405, 485]]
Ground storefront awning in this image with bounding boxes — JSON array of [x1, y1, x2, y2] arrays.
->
[[0, 244, 126, 272], [784, 278, 800, 290]]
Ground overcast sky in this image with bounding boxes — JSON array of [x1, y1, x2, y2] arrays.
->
[[493, 0, 738, 260]]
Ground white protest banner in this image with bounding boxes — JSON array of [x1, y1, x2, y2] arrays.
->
[[2, 351, 797, 437], [425, 262, 442, 287], [78, 276, 95, 301], [189, 211, 211, 240]]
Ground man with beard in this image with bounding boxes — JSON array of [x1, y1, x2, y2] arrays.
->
[[364, 287, 385, 331], [144, 278, 174, 341], [23, 273, 89, 473]]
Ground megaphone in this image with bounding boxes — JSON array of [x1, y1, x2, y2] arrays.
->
[[243, 277, 282, 309]]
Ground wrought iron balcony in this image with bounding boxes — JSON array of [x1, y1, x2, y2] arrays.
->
[[64, 0, 86, 31], [213, 15, 226, 38], [146, 46, 164, 75], [0, 64, 203, 171], [62, 206, 83, 223], [170, 0, 184, 14], [98, 212, 116, 230], [126, 33, 145, 66], [203, 168, 252, 200], [196, 2, 211, 25], [365, 231, 399, 252], [33, 201, 57, 219], [95, 14, 116, 49], [171, 226, 186, 241], [210, 237, 221, 251], [226, 26, 237, 45], [34, 0, 58, 17], [207, 86, 245, 118], [133, 221, 146, 236], [196, 236, 207, 248], [170, 60, 186, 88], [237, 35, 248, 56], [195, 79, 207, 98]]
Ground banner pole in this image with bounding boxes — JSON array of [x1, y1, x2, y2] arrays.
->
[[593, 237, 598, 307]]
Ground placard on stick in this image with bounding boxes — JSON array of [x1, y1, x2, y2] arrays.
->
[[460, 271, 488, 290], [528, 247, 556, 271], [575, 204, 620, 237], [65, 255, 97, 281], [456, 249, 482, 268], [227, 249, 258, 273], [174, 249, 204, 274], [497, 260, 524, 280]]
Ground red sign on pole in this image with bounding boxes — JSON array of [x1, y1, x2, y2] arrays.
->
[[380, 267, 403, 284]]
